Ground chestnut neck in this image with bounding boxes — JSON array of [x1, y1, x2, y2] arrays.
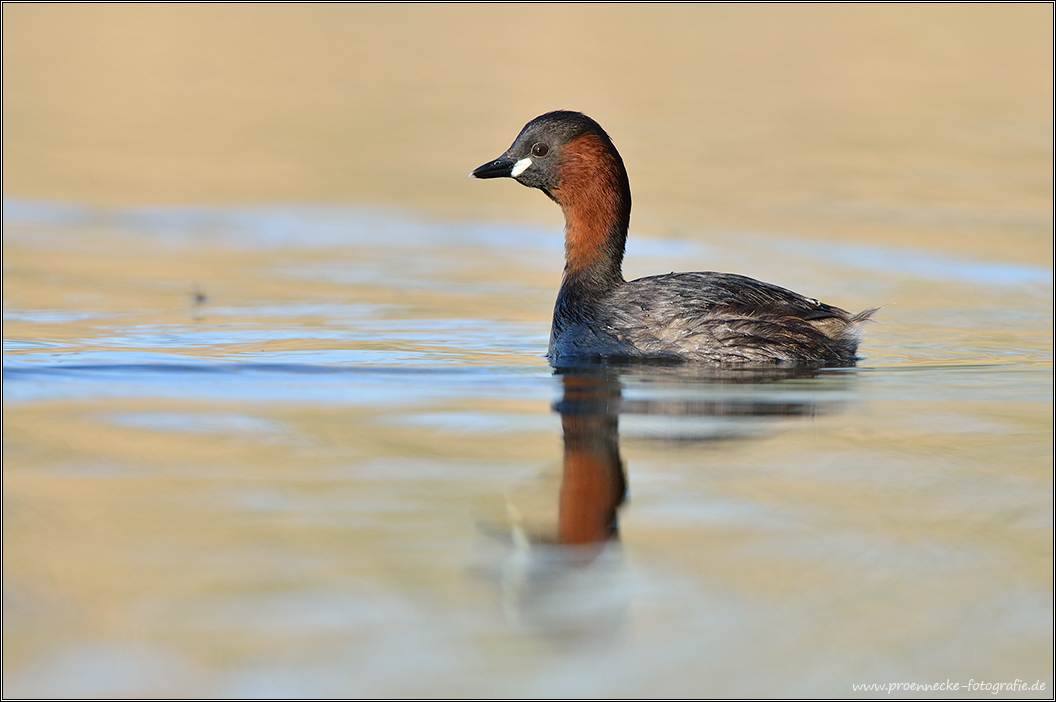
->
[[552, 133, 631, 295]]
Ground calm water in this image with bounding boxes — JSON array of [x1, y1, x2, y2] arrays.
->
[[3, 201, 1053, 697]]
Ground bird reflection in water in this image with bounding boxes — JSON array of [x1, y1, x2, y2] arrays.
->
[[492, 362, 856, 635], [553, 371, 627, 550]]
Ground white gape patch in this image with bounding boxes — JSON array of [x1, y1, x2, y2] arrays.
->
[[510, 157, 532, 177]]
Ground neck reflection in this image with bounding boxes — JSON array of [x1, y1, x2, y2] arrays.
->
[[551, 363, 847, 553], [555, 372, 626, 548], [492, 362, 858, 636]]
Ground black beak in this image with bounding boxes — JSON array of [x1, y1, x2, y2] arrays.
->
[[470, 155, 516, 179]]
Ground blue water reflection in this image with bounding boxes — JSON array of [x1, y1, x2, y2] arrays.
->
[[3, 200, 1052, 697]]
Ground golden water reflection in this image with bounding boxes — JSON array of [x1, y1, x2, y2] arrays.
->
[[3, 200, 1051, 697]]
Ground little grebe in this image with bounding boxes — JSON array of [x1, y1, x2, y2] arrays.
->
[[472, 111, 874, 365]]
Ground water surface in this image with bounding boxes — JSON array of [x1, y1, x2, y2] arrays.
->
[[3, 202, 1051, 697]]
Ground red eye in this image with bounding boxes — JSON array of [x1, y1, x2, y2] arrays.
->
[[532, 143, 549, 157]]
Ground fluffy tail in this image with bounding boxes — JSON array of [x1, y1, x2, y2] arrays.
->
[[840, 307, 880, 352]]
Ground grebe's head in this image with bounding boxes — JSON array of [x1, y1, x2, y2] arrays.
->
[[473, 112, 632, 285], [471, 111, 622, 201]]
